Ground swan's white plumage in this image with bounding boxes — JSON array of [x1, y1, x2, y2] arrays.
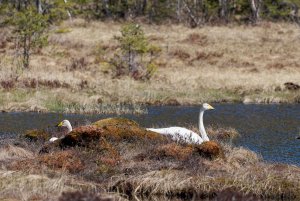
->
[[147, 127, 204, 144], [147, 103, 214, 144], [49, 137, 59, 142]]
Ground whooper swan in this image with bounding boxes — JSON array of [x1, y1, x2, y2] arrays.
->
[[49, 120, 72, 142], [146, 103, 214, 144]]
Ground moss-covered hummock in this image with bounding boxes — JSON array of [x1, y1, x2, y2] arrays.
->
[[24, 129, 50, 141], [56, 117, 163, 148], [92, 117, 139, 127]]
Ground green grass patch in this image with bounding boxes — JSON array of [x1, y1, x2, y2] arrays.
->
[[55, 28, 72, 34]]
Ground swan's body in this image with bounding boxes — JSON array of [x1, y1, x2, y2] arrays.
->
[[147, 127, 204, 144], [49, 120, 72, 142], [146, 103, 214, 144]]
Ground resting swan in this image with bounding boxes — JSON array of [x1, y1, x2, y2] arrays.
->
[[49, 120, 72, 142], [146, 103, 214, 144]]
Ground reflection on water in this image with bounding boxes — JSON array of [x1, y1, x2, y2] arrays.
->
[[0, 104, 299, 165]]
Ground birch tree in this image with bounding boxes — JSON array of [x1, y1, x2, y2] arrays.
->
[[249, 0, 262, 23]]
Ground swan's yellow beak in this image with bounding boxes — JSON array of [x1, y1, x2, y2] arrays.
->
[[57, 121, 63, 127], [207, 104, 214, 110]]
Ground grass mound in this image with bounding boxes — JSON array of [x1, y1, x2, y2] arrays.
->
[[24, 129, 50, 141], [58, 118, 163, 148], [2, 121, 300, 200]]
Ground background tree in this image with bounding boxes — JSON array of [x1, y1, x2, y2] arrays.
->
[[110, 23, 160, 80], [12, 7, 49, 68], [1, 0, 300, 28]]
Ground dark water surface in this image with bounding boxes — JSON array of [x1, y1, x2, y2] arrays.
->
[[0, 104, 299, 166]]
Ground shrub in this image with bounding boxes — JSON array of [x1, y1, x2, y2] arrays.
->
[[67, 57, 88, 71], [109, 23, 160, 80], [12, 7, 49, 69], [0, 79, 15, 90]]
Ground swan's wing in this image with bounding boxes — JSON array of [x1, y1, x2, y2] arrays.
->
[[146, 128, 174, 135], [146, 127, 203, 144], [49, 137, 59, 142], [168, 127, 203, 144]]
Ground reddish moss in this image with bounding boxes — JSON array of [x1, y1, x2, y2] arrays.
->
[[194, 141, 223, 159], [60, 125, 104, 147], [154, 143, 194, 161], [97, 139, 121, 167], [39, 150, 84, 173], [8, 158, 37, 171]]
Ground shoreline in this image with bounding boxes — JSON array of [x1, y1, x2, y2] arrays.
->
[[0, 85, 299, 114], [0, 102, 299, 114]]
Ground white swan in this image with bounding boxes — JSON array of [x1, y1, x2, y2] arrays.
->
[[146, 103, 214, 144], [49, 120, 72, 142]]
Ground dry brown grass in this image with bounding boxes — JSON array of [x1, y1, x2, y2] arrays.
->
[[58, 191, 126, 201], [0, 169, 116, 201], [112, 143, 300, 200], [206, 126, 240, 140], [0, 20, 300, 113], [0, 170, 72, 201], [0, 144, 34, 161]]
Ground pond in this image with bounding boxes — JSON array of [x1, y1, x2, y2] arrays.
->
[[0, 104, 299, 166]]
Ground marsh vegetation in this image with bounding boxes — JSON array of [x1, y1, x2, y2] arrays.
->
[[1, 117, 299, 201], [0, 20, 300, 113]]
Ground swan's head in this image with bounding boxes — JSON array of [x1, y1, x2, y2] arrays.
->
[[202, 103, 214, 110], [57, 120, 71, 128]]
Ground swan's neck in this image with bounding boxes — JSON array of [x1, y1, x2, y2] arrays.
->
[[199, 109, 209, 141], [66, 122, 72, 133]]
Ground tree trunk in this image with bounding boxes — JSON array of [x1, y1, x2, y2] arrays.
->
[[142, 0, 147, 15], [35, 0, 43, 14], [219, 0, 228, 23], [290, 3, 300, 25], [183, 0, 200, 27], [23, 35, 30, 69], [102, 0, 110, 17], [63, 0, 72, 19], [249, 0, 262, 23], [177, 0, 182, 22]]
